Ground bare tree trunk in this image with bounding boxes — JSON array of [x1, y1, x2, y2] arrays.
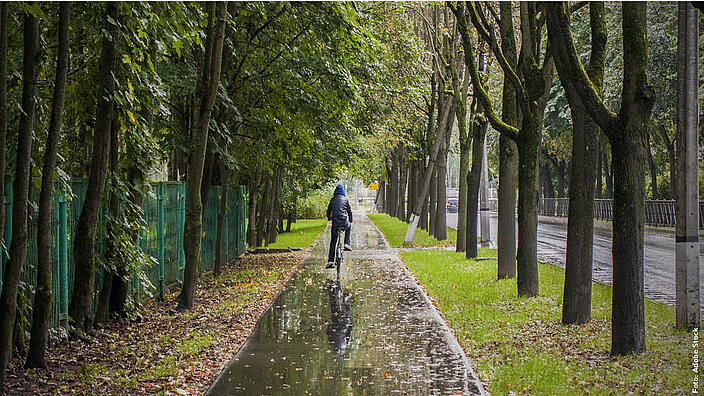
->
[[177, 2, 227, 311], [26, 3, 71, 369], [562, 1, 606, 326], [466, 111, 487, 258], [496, 2, 519, 280], [246, 165, 261, 247], [604, 151, 613, 199], [0, 12, 39, 389], [214, 163, 229, 276]]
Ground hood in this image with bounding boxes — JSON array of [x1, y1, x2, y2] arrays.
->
[[334, 184, 346, 196]]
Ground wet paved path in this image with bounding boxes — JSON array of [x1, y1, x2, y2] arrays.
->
[[447, 212, 704, 310], [208, 213, 483, 395]]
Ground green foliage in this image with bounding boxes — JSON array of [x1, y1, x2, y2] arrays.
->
[[401, 249, 695, 394], [296, 189, 331, 219]]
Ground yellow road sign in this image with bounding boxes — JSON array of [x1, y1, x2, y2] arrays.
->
[[368, 183, 379, 190]]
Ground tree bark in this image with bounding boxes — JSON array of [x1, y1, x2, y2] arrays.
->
[[455, 67, 471, 252], [466, 111, 487, 258], [497, 2, 519, 280], [0, 3, 7, 249], [556, 161, 567, 198], [177, 1, 227, 311], [96, 113, 120, 325], [0, 12, 39, 388], [70, 3, 119, 332], [26, 2, 71, 369], [214, 163, 229, 276], [246, 165, 261, 247]]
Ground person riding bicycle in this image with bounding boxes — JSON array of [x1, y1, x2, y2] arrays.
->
[[326, 183, 352, 268]]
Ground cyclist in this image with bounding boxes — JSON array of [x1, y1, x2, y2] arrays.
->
[[326, 183, 352, 268]]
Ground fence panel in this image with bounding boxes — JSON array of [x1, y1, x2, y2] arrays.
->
[[1, 177, 247, 330]]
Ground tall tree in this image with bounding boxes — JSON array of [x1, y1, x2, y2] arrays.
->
[[69, 2, 119, 332], [0, 3, 6, 246], [453, 2, 554, 296], [496, 1, 519, 280], [25, 2, 71, 369], [562, 1, 606, 325], [0, 11, 40, 389], [177, 2, 227, 310], [547, 1, 656, 355]]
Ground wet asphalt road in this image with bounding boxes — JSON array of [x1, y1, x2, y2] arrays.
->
[[208, 213, 483, 395], [446, 212, 704, 310]]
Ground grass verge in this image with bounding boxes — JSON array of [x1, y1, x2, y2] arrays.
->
[[6, 252, 302, 394], [368, 213, 456, 247], [266, 219, 327, 249], [400, 248, 697, 394]]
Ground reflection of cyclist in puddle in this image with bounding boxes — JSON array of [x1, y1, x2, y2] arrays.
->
[[326, 279, 353, 356]]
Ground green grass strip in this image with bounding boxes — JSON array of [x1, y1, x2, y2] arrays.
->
[[400, 249, 696, 394], [266, 218, 327, 249], [368, 213, 456, 247]]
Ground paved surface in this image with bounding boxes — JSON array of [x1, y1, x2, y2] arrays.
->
[[209, 213, 483, 395], [447, 212, 704, 310]]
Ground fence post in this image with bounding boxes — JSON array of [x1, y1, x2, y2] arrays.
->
[[157, 182, 165, 299], [178, 183, 185, 281]]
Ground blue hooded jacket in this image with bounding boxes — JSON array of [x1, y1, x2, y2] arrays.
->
[[327, 184, 353, 227]]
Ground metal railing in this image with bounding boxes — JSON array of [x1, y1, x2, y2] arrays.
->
[[488, 197, 703, 229]]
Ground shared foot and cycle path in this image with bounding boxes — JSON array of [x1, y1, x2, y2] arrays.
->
[[208, 212, 484, 395]]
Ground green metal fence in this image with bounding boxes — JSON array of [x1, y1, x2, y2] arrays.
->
[[0, 176, 247, 328]]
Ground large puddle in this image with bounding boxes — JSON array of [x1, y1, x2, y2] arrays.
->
[[208, 214, 482, 395]]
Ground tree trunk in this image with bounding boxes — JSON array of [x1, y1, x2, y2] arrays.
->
[[0, 12, 39, 388], [515, 115, 541, 297], [403, 92, 454, 245], [96, 113, 120, 325], [562, 1, 606, 326], [496, 2, 519, 280], [246, 165, 261, 247], [540, 163, 555, 198], [177, 2, 227, 311], [556, 161, 566, 198], [214, 164, 229, 276], [377, 181, 385, 213], [466, 116, 487, 258], [398, 159, 408, 222], [0, 3, 7, 250], [256, 178, 269, 247], [429, 167, 437, 236], [26, 2, 70, 369], [70, 3, 118, 332]]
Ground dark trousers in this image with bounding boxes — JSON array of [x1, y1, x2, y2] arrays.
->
[[328, 221, 351, 263]]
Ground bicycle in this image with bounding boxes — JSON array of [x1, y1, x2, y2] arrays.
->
[[333, 226, 345, 278]]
